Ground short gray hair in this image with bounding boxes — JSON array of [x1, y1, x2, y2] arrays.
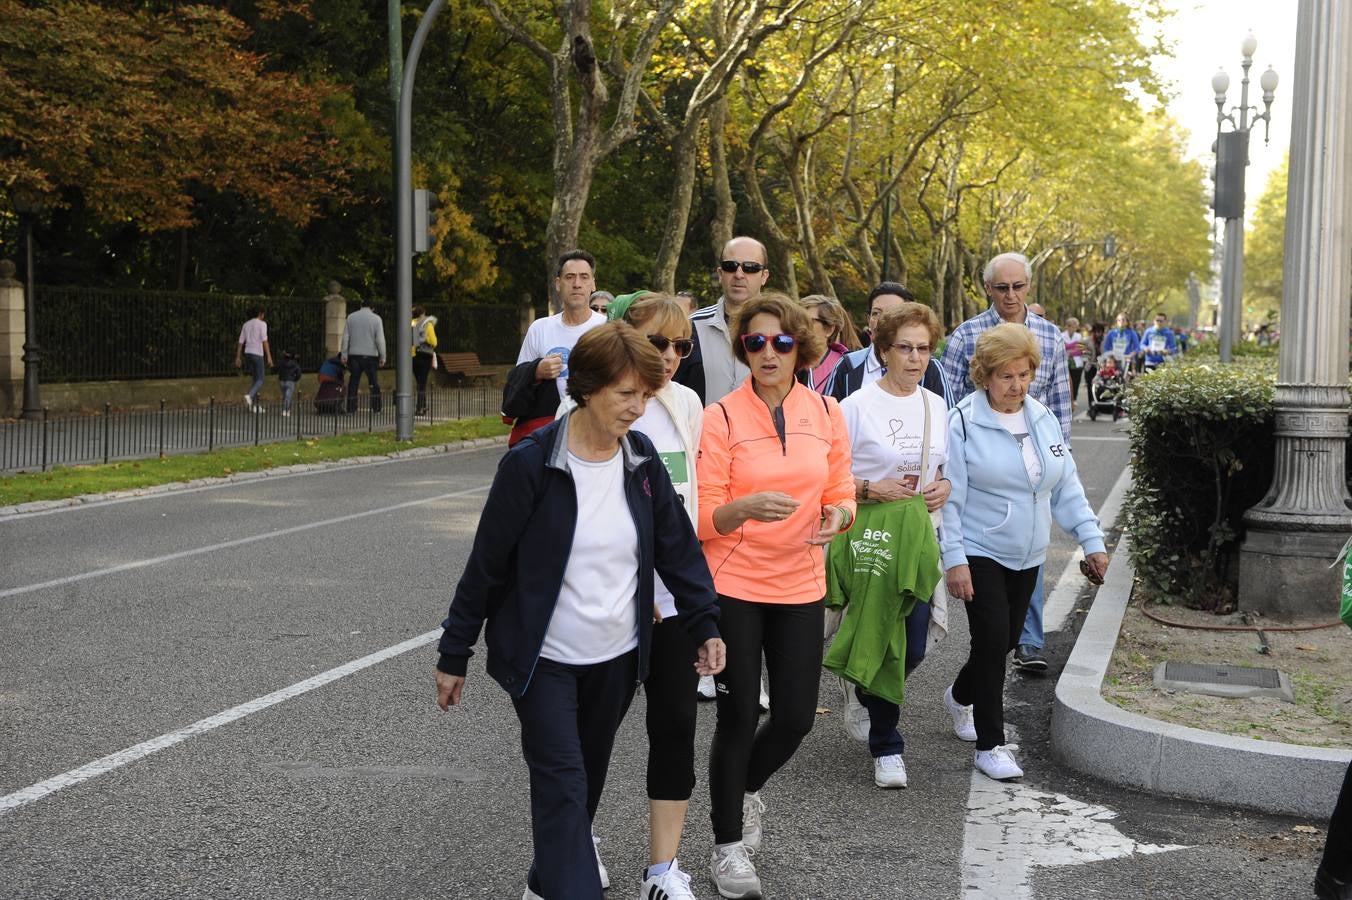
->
[[983, 252, 1032, 283]]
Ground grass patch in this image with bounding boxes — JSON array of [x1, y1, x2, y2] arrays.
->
[[0, 416, 509, 505]]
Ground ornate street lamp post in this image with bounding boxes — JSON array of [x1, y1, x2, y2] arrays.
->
[[1237, 1, 1352, 619], [1210, 35, 1279, 363]]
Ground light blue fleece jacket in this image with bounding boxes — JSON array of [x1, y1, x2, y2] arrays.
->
[[940, 390, 1105, 572]]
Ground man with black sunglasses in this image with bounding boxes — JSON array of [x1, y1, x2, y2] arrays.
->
[[938, 251, 1072, 677], [673, 236, 770, 405]]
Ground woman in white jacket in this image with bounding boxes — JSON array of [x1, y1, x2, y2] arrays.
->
[[558, 292, 707, 900]]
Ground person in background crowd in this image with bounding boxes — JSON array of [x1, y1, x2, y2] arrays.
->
[[940, 323, 1107, 783], [277, 351, 301, 418], [825, 283, 950, 405], [1083, 322, 1107, 406], [939, 252, 1071, 676], [436, 322, 725, 900], [827, 302, 950, 790], [1061, 317, 1087, 411], [503, 250, 606, 446], [411, 304, 438, 416], [675, 290, 699, 315], [1140, 312, 1178, 370], [590, 290, 614, 315], [697, 294, 855, 899], [800, 295, 859, 394], [235, 306, 273, 412], [340, 297, 387, 414], [673, 235, 770, 405]]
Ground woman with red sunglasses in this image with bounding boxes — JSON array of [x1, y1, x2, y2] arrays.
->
[[697, 293, 856, 898]]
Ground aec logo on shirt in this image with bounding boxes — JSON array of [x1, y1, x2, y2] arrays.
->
[[550, 346, 572, 377]]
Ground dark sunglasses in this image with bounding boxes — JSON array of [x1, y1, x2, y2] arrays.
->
[[719, 260, 766, 274], [647, 334, 694, 358], [589, 304, 607, 313], [740, 332, 797, 355]]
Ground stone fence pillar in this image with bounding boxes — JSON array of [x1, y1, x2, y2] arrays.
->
[[324, 280, 347, 357], [0, 260, 24, 417]]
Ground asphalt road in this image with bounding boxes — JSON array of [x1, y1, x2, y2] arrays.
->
[[0, 415, 1327, 899]]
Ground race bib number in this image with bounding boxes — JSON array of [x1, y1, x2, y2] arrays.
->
[[658, 451, 691, 508], [1112, 338, 1128, 357], [1150, 335, 1167, 353]]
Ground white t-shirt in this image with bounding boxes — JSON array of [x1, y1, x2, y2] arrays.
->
[[841, 383, 947, 524], [995, 408, 1043, 484], [632, 401, 692, 620], [539, 450, 640, 665], [517, 311, 607, 400]]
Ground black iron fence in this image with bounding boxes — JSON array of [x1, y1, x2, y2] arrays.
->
[[0, 383, 499, 473], [33, 286, 523, 382]]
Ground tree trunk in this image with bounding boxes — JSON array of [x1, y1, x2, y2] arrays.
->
[[650, 119, 703, 292], [787, 143, 833, 297], [708, 96, 736, 258]]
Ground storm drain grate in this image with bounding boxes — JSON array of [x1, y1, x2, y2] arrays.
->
[[1153, 661, 1293, 702]]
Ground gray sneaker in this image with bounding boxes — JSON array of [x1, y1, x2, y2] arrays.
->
[[741, 791, 765, 851], [710, 842, 762, 899]]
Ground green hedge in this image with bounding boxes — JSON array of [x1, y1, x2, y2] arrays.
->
[[1122, 358, 1276, 609]]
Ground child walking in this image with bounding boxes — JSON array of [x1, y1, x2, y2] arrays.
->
[[278, 351, 302, 417]]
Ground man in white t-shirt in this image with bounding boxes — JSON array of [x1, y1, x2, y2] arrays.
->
[[504, 250, 607, 445]]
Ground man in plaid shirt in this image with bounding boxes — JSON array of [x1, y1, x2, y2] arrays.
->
[[939, 251, 1072, 675]]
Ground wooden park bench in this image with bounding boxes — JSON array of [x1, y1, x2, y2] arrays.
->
[[436, 351, 498, 383]]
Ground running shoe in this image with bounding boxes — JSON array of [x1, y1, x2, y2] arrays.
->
[[873, 753, 908, 789], [974, 744, 1024, 781], [943, 685, 977, 742], [639, 858, 696, 899], [741, 791, 765, 851], [710, 842, 762, 899], [697, 674, 717, 701], [841, 677, 870, 742]]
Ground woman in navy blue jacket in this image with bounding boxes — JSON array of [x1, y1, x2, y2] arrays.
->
[[939, 323, 1108, 784], [435, 322, 725, 900]]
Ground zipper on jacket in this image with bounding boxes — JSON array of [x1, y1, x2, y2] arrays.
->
[[772, 405, 787, 456]]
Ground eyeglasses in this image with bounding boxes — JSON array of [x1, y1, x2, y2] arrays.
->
[[890, 342, 932, 356], [988, 281, 1029, 294], [647, 334, 694, 358], [719, 260, 766, 274], [741, 332, 797, 354], [589, 304, 607, 313]]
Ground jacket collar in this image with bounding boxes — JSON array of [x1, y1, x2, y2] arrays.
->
[[965, 386, 1052, 429], [545, 407, 649, 473]]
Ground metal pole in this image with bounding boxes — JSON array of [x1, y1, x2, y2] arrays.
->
[[388, 0, 404, 306], [395, 0, 447, 443], [20, 217, 41, 418]]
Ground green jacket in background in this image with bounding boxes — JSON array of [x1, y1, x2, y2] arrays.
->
[[824, 495, 941, 705]]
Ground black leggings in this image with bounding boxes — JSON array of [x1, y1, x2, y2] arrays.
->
[[951, 556, 1039, 751], [645, 616, 699, 801], [708, 595, 823, 845]]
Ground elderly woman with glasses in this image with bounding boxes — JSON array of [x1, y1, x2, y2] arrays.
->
[[697, 293, 856, 898], [824, 302, 950, 790], [940, 323, 1107, 784], [800, 295, 861, 393]]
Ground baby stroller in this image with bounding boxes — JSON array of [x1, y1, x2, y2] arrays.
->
[[1087, 355, 1127, 421], [314, 354, 345, 414]]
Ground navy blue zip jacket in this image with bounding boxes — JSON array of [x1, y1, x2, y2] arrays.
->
[[437, 411, 721, 697]]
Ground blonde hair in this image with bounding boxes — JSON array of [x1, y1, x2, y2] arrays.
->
[[872, 303, 942, 366], [623, 294, 691, 339], [969, 323, 1042, 390]]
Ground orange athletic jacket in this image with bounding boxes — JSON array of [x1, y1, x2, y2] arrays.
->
[[697, 379, 857, 605]]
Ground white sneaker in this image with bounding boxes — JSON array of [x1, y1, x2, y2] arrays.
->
[[873, 753, 908, 788], [639, 859, 696, 900], [281, 410, 291, 417], [841, 677, 870, 742], [709, 842, 762, 899], [697, 674, 717, 701], [252, 403, 265, 413], [522, 886, 544, 900], [974, 744, 1024, 781], [593, 832, 609, 889], [741, 791, 765, 851], [944, 684, 978, 742], [243, 394, 253, 408], [757, 679, 769, 713]]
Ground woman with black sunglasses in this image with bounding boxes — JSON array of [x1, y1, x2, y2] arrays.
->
[[557, 292, 707, 899], [698, 293, 856, 898]]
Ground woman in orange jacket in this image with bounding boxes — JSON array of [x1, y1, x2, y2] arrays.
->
[[697, 293, 856, 898]]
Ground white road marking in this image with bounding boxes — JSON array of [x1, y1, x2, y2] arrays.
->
[[961, 774, 1186, 897], [1069, 435, 1129, 442], [960, 465, 1174, 896], [0, 485, 489, 600], [1040, 466, 1133, 634], [0, 630, 443, 817]]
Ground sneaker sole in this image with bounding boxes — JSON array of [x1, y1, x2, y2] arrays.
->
[[874, 777, 908, 789], [1014, 661, 1049, 674], [713, 882, 763, 900]]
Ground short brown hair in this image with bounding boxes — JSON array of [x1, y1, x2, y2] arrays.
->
[[566, 321, 665, 407], [969, 322, 1041, 390], [872, 302, 941, 366], [731, 292, 824, 370], [623, 294, 691, 339]]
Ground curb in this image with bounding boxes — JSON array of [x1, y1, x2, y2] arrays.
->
[[0, 435, 509, 518], [1051, 534, 1352, 819]]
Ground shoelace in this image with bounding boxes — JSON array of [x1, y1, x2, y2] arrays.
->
[[744, 794, 765, 818], [720, 846, 757, 876]]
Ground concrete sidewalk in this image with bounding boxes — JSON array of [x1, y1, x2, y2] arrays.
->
[[1051, 493, 1351, 818]]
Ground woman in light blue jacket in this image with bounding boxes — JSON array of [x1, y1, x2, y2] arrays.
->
[[938, 323, 1109, 783]]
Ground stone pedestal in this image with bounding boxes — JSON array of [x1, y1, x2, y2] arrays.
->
[[1239, 0, 1352, 619], [324, 281, 347, 357], [0, 261, 24, 417]]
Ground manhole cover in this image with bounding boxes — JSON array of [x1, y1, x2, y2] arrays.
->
[[1153, 661, 1293, 702]]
